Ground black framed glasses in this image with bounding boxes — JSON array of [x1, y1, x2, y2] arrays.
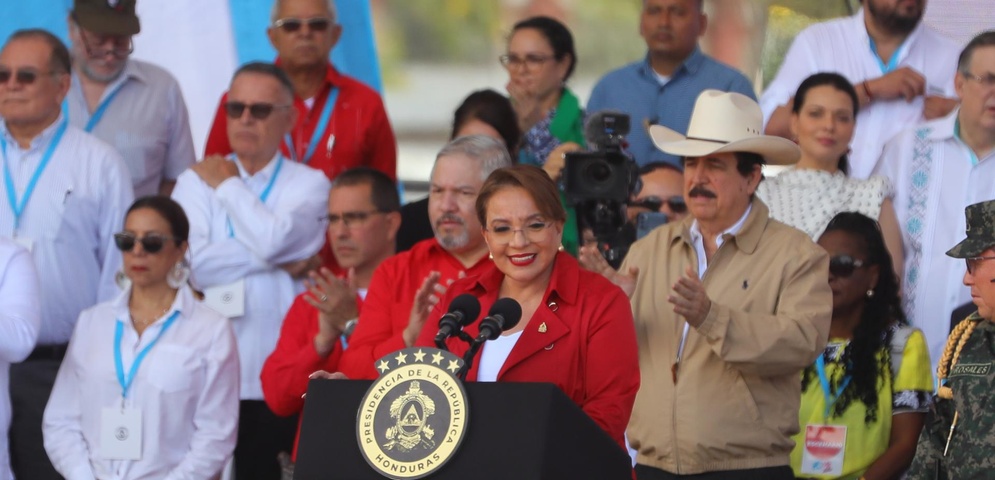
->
[[630, 195, 687, 215], [224, 101, 292, 120], [321, 210, 386, 228], [966, 256, 995, 275], [829, 255, 866, 278], [78, 29, 133, 59], [0, 67, 61, 86], [114, 232, 176, 254], [273, 17, 333, 33]]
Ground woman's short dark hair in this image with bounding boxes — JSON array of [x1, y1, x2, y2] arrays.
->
[[126, 196, 190, 245], [476, 165, 567, 226], [511, 16, 577, 82], [451, 89, 521, 157], [791, 72, 860, 174]]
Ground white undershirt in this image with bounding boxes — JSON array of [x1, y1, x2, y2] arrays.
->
[[303, 96, 315, 110], [653, 71, 671, 86], [476, 330, 523, 382]]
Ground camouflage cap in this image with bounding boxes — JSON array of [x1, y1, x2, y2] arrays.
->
[[946, 200, 995, 258], [72, 0, 140, 36]]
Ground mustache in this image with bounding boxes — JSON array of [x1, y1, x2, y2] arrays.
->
[[435, 214, 466, 227], [688, 186, 716, 199]]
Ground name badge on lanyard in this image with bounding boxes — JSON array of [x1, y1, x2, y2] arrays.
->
[[204, 279, 246, 318], [801, 424, 847, 476], [100, 310, 181, 460]]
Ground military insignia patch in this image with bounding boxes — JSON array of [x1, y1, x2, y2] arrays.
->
[[357, 347, 469, 479]]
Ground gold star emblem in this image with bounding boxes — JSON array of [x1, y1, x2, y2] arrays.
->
[[431, 352, 444, 365], [413, 349, 426, 362], [377, 360, 390, 373], [446, 359, 460, 373], [394, 352, 408, 365]]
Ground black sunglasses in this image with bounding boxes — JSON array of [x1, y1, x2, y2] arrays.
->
[[630, 195, 687, 214], [114, 233, 176, 254], [273, 17, 332, 33], [224, 101, 291, 120], [0, 67, 59, 85], [829, 255, 866, 278]]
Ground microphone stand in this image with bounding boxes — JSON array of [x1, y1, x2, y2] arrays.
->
[[456, 338, 486, 381]]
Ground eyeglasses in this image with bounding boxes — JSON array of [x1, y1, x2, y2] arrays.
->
[[0, 67, 61, 86], [78, 28, 133, 59], [828, 255, 866, 278], [966, 256, 995, 275], [962, 71, 995, 89], [321, 210, 386, 228], [114, 232, 176, 254], [499, 54, 554, 70], [486, 220, 553, 244], [630, 195, 687, 215], [224, 101, 292, 120], [273, 17, 333, 33]]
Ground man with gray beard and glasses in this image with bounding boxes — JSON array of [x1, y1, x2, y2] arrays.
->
[[337, 135, 511, 379]]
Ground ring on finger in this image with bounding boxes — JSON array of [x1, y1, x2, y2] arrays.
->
[[319, 294, 328, 302]]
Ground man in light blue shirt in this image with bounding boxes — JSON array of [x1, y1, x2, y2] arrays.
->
[[587, 0, 755, 168]]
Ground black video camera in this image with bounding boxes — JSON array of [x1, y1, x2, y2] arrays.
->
[[563, 111, 639, 268]]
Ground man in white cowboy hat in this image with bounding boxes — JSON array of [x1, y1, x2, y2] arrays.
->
[[593, 90, 831, 479]]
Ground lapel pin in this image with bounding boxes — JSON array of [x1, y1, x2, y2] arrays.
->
[[538, 322, 548, 333]]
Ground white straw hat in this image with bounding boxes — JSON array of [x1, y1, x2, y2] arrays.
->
[[648, 90, 800, 165]]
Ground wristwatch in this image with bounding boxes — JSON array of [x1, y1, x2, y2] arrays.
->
[[343, 318, 358, 338]]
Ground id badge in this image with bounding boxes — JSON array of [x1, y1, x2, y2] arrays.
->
[[204, 279, 246, 318], [801, 424, 846, 476], [13, 236, 33, 252], [100, 407, 142, 460]]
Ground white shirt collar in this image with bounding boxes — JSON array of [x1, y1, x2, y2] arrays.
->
[[689, 203, 753, 250]]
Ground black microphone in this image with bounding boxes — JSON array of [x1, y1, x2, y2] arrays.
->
[[474, 298, 523, 343], [434, 294, 481, 349]]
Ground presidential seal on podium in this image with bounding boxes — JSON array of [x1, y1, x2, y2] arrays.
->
[[357, 347, 469, 479]]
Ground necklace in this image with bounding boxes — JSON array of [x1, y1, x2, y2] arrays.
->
[[131, 304, 171, 329]]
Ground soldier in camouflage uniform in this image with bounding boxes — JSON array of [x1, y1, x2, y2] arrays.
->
[[908, 200, 995, 479]]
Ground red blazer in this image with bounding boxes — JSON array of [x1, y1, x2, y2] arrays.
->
[[339, 239, 492, 380], [260, 291, 364, 458], [204, 62, 396, 182], [416, 252, 640, 451]]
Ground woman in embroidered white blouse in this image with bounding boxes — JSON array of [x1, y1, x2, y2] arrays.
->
[[42, 197, 239, 480], [757, 72, 904, 280]]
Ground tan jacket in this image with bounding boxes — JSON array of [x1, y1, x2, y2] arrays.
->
[[622, 198, 831, 474]]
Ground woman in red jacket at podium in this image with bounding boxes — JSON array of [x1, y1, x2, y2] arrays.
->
[[416, 165, 639, 451]]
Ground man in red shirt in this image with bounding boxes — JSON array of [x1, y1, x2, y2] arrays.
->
[[204, 0, 396, 181], [339, 135, 512, 379], [260, 167, 400, 462]]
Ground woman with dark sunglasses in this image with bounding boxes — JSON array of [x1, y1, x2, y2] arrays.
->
[[791, 212, 932, 480], [42, 196, 239, 479], [756, 73, 904, 282]]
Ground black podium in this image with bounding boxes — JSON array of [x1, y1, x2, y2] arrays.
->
[[294, 380, 632, 479]]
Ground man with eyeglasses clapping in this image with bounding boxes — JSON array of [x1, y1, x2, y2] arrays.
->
[[171, 62, 331, 479], [204, 0, 396, 184], [64, 0, 196, 198]]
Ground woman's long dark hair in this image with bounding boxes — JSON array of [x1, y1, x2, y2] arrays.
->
[[802, 212, 907, 423]]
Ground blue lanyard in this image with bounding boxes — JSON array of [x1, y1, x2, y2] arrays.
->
[[114, 310, 181, 399], [815, 354, 852, 419], [1, 120, 68, 231], [868, 36, 906, 74], [283, 88, 338, 164], [84, 84, 125, 132], [226, 154, 284, 238]]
